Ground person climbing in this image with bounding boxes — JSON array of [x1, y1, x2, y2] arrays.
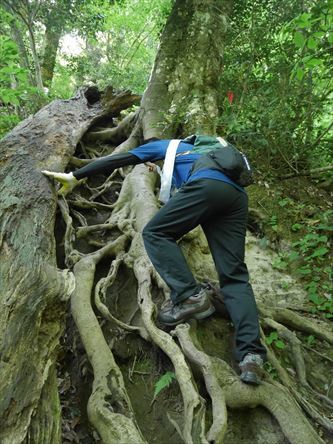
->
[[42, 135, 266, 384]]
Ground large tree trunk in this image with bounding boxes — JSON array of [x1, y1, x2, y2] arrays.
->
[[0, 87, 139, 443], [10, 20, 34, 85], [27, 23, 44, 90], [140, 0, 229, 139], [1, 1, 332, 443], [41, 23, 63, 88]]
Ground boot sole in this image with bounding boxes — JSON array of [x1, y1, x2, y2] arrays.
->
[[159, 304, 215, 327]]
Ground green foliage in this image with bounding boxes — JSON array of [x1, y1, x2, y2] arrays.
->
[[306, 335, 316, 346], [264, 361, 278, 379], [64, 0, 172, 93], [272, 209, 332, 317], [0, 0, 172, 137], [219, 0, 333, 175], [0, 35, 38, 136], [153, 371, 176, 398], [266, 331, 286, 349], [290, 5, 333, 81], [49, 64, 76, 99]]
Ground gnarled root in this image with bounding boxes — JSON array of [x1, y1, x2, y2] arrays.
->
[[215, 359, 324, 444], [172, 323, 227, 444], [131, 252, 207, 444], [259, 305, 333, 344], [71, 237, 146, 443], [84, 112, 138, 143], [173, 323, 325, 444]]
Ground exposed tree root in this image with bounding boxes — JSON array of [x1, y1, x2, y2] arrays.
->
[[77, 223, 116, 239], [261, 329, 333, 434], [71, 237, 146, 444], [219, 371, 325, 444], [132, 254, 208, 444], [172, 324, 228, 444], [70, 156, 93, 168], [94, 256, 147, 337], [58, 198, 76, 264], [60, 135, 333, 443], [84, 112, 137, 144], [303, 343, 333, 365], [67, 197, 115, 211], [175, 323, 325, 444], [263, 317, 308, 386], [58, 174, 147, 442], [259, 305, 333, 344]]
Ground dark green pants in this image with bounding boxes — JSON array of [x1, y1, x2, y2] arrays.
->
[[142, 179, 265, 361]]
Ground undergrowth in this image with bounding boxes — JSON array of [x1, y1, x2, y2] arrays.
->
[[249, 178, 332, 319]]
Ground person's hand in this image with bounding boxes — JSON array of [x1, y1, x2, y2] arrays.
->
[[41, 170, 79, 196], [145, 161, 157, 172]]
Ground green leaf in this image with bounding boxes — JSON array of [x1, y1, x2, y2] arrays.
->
[[154, 371, 176, 397], [297, 267, 312, 275], [288, 251, 299, 262], [298, 13, 312, 21], [9, 96, 20, 106], [275, 339, 286, 349], [304, 58, 323, 68], [266, 331, 278, 344], [295, 13, 312, 28], [309, 293, 323, 305], [296, 68, 304, 80], [328, 32, 333, 44], [309, 246, 329, 258], [317, 224, 333, 231], [278, 198, 290, 207], [307, 36, 318, 49], [294, 31, 305, 48], [306, 335, 315, 346]]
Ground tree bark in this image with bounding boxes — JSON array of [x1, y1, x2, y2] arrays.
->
[[140, 0, 230, 139], [27, 23, 44, 90], [10, 20, 33, 84], [0, 87, 137, 443], [41, 23, 63, 87]]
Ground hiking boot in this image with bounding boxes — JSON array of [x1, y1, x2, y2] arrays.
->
[[239, 353, 264, 386], [160, 298, 173, 311], [157, 286, 215, 326]]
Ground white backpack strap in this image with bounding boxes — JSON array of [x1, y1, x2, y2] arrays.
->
[[216, 136, 228, 146], [159, 139, 181, 203]]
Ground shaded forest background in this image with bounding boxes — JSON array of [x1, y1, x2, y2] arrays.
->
[[0, 0, 332, 443], [1, 0, 333, 173]]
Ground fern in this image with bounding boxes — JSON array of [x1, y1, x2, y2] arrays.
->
[[154, 371, 176, 398]]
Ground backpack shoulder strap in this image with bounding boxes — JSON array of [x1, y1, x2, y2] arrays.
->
[[216, 136, 228, 147], [159, 139, 181, 203]]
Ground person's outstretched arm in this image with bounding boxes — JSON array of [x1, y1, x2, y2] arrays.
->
[[42, 152, 142, 195], [42, 139, 168, 195], [72, 152, 142, 179]]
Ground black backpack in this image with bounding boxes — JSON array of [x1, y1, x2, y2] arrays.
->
[[184, 135, 254, 187]]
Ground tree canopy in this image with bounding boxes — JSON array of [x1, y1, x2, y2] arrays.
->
[[1, 0, 332, 174]]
